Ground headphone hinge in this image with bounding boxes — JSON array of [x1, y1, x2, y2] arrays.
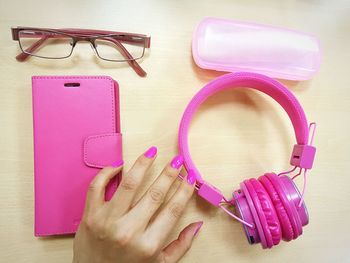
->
[[197, 182, 224, 207]]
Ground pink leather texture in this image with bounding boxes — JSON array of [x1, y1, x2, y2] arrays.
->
[[32, 76, 122, 236], [84, 133, 122, 168]]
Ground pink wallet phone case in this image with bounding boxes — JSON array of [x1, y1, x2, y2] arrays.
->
[[32, 76, 122, 236]]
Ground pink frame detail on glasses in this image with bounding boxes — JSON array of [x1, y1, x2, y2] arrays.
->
[[12, 27, 151, 77]]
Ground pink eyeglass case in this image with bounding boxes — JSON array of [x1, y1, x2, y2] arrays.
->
[[192, 17, 322, 81], [32, 76, 122, 236]]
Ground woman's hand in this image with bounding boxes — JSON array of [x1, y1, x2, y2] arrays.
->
[[73, 146, 202, 263]]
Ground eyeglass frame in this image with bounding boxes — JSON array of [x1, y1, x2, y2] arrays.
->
[[11, 26, 151, 77]]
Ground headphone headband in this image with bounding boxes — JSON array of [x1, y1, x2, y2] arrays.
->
[[178, 72, 315, 204]]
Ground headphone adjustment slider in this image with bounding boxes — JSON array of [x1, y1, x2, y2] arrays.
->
[[290, 144, 316, 169], [198, 182, 224, 207]]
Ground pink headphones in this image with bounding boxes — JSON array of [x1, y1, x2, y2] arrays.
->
[[178, 72, 316, 248]]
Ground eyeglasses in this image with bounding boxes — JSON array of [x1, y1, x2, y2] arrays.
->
[[11, 27, 151, 77]]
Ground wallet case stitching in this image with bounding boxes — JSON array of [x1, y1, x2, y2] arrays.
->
[[36, 228, 78, 236], [84, 133, 122, 167], [110, 79, 115, 133]]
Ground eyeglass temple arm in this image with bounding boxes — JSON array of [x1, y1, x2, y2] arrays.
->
[[61, 28, 151, 48], [104, 37, 147, 77], [15, 35, 49, 61]]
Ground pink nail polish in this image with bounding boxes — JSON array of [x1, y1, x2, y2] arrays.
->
[[187, 170, 196, 185], [170, 155, 184, 169], [112, 160, 124, 168], [144, 146, 157, 158], [194, 221, 203, 237]]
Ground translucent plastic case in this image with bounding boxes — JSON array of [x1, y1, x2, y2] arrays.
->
[[192, 17, 321, 80]]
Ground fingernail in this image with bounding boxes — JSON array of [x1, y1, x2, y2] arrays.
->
[[187, 170, 196, 185], [170, 155, 184, 169], [144, 146, 157, 159], [193, 221, 203, 237], [112, 160, 124, 168]]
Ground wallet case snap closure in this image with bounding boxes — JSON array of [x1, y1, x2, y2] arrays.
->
[[84, 133, 123, 168]]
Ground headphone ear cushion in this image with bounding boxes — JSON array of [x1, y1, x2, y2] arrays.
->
[[259, 174, 294, 241], [249, 179, 282, 246], [244, 179, 279, 248], [265, 173, 303, 238], [240, 182, 268, 248]]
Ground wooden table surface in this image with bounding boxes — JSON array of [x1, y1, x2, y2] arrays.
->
[[1, 0, 349, 262]]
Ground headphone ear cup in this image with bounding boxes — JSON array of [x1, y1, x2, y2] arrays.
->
[[259, 174, 294, 241], [240, 182, 268, 248], [245, 179, 281, 248], [279, 175, 309, 226], [250, 178, 282, 246], [265, 173, 303, 239], [233, 189, 260, 245]]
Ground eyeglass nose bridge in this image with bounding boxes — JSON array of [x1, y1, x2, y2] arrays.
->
[[71, 37, 97, 51], [71, 36, 95, 44]]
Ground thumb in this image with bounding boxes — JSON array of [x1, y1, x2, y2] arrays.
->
[[157, 221, 203, 263], [84, 163, 124, 214]]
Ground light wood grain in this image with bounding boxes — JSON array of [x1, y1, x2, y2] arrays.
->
[[1, 0, 350, 262]]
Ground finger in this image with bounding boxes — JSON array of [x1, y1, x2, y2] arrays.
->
[[157, 221, 203, 263], [145, 170, 196, 245], [126, 155, 184, 228], [84, 164, 123, 214], [109, 146, 157, 216]]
